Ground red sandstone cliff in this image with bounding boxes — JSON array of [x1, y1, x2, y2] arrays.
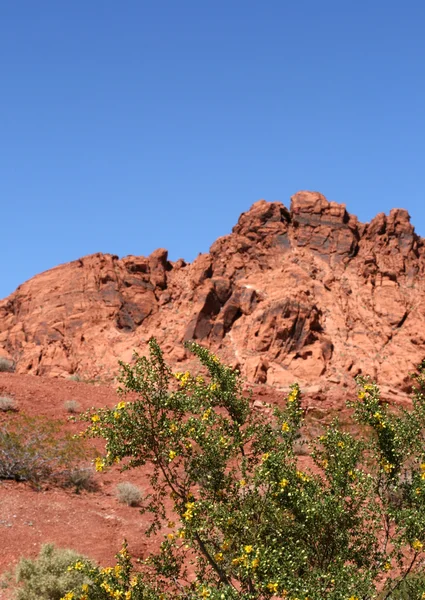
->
[[1, 191, 424, 399]]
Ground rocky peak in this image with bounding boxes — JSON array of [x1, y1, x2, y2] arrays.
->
[[0, 192, 424, 405]]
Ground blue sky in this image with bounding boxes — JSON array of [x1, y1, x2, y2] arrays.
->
[[1, 1, 424, 299]]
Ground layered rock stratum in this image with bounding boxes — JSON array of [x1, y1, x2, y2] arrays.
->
[[1, 191, 424, 401]]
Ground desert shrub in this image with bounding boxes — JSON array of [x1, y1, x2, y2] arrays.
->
[[115, 482, 142, 506], [69, 374, 81, 382], [13, 544, 92, 600], [0, 356, 15, 372], [0, 415, 90, 487], [64, 400, 81, 414], [63, 467, 98, 493], [0, 395, 18, 411], [63, 345, 425, 600]]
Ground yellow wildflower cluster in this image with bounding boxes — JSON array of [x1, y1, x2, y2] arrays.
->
[[296, 470, 309, 482], [169, 450, 177, 461], [182, 501, 196, 520], [266, 582, 279, 593], [281, 421, 290, 432], [174, 371, 191, 388], [287, 389, 298, 403], [420, 463, 425, 480], [202, 408, 212, 421], [209, 382, 218, 392], [412, 539, 424, 552], [280, 478, 289, 489], [94, 457, 105, 472], [381, 460, 394, 474]]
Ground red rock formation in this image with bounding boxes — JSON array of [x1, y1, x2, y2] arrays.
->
[[1, 191, 424, 399]]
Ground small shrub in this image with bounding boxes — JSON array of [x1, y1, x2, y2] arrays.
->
[[0, 415, 90, 487], [64, 467, 98, 493], [115, 482, 142, 506], [0, 396, 18, 412], [0, 357, 14, 372], [69, 374, 81, 382], [13, 543, 93, 600], [64, 400, 80, 414]]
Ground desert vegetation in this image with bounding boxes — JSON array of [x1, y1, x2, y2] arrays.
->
[[115, 482, 143, 507], [0, 414, 93, 490], [11, 544, 92, 600], [39, 338, 423, 600], [3, 340, 425, 599], [0, 395, 18, 412], [0, 356, 15, 372]]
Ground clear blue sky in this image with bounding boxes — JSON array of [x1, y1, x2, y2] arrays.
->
[[1, 1, 424, 300]]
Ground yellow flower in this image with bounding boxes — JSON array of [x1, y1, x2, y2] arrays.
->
[[382, 461, 394, 473], [383, 561, 391, 571], [420, 463, 425, 471], [91, 414, 100, 422], [169, 450, 177, 460], [167, 520, 175, 528], [239, 479, 246, 487], [281, 422, 290, 432], [232, 557, 241, 566], [202, 408, 212, 421], [94, 457, 105, 472], [266, 582, 279, 593], [244, 545, 253, 554], [279, 478, 289, 489], [287, 390, 298, 403], [251, 557, 260, 568], [412, 539, 424, 552], [81, 584, 89, 592], [200, 586, 211, 598], [214, 552, 224, 562], [348, 596, 359, 600], [116, 401, 126, 410], [221, 540, 230, 551], [262, 453, 270, 462], [209, 383, 218, 392], [337, 441, 345, 448], [357, 390, 366, 399], [170, 423, 178, 433], [62, 593, 75, 600], [322, 459, 329, 469], [113, 411, 120, 419], [167, 533, 174, 540]]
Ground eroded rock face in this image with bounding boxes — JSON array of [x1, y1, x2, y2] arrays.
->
[[1, 191, 424, 398]]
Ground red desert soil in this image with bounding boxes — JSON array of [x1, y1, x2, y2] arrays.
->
[[0, 374, 158, 582]]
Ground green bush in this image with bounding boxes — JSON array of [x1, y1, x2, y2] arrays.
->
[[13, 544, 92, 600], [64, 344, 425, 599], [0, 415, 91, 488], [115, 482, 143, 506]]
